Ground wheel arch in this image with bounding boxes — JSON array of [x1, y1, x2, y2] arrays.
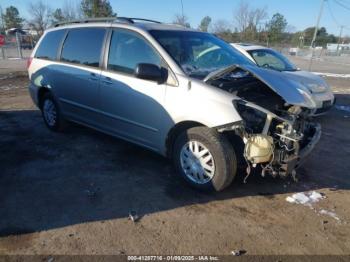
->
[[165, 121, 205, 158], [37, 87, 51, 109]]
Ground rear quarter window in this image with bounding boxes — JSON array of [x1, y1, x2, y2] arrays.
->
[[61, 28, 106, 68], [35, 29, 66, 60]]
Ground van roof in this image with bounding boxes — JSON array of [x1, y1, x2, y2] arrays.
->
[[51, 17, 197, 33]]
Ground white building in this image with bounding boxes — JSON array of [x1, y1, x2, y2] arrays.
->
[[327, 43, 350, 53]]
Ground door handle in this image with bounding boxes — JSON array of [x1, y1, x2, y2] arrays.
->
[[102, 76, 113, 85], [89, 72, 99, 81]]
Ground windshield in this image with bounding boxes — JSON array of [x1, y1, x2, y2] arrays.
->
[[150, 30, 254, 79], [248, 49, 297, 72]]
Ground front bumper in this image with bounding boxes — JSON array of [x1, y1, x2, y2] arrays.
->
[[314, 98, 336, 115], [311, 91, 335, 115], [280, 123, 322, 175]]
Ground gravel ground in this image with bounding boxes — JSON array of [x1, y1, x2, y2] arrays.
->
[[0, 73, 349, 256]]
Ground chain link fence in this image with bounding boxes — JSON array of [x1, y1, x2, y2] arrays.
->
[[0, 33, 35, 60]]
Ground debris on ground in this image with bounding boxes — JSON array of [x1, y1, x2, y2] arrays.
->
[[319, 209, 340, 221], [128, 211, 140, 223], [231, 250, 247, 256], [286, 191, 342, 222], [286, 191, 324, 206]]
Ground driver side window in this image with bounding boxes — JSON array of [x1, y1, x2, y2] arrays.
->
[[107, 29, 162, 75], [251, 51, 285, 71]]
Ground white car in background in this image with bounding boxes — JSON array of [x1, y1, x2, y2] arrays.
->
[[231, 43, 335, 115]]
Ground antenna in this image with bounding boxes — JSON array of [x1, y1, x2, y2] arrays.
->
[[180, 0, 184, 18]]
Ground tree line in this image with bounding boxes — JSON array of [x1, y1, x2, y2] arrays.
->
[[0, 0, 116, 36], [173, 1, 344, 47], [0, 0, 346, 47]]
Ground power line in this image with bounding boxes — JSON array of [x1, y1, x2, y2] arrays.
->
[[336, 0, 350, 6], [334, 0, 350, 11], [328, 0, 350, 30], [327, 0, 341, 26]]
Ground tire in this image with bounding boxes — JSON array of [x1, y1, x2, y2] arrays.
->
[[40, 92, 66, 132], [173, 127, 237, 192]]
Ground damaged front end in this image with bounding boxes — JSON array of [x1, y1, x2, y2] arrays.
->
[[234, 101, 321, 182], [207, 65, 321, 181]]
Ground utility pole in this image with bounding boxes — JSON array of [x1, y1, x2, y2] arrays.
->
[[336, 25, 344, 56], [180, 0, 184, 18], [308, 0, 326, 71]]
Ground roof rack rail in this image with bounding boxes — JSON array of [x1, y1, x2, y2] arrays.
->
[[53, 17, 117, 27], [53, 16, 162, 28], [124, 18, 162, 24]]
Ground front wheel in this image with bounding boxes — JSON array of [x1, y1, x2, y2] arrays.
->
[[173, 127, 237, 192]]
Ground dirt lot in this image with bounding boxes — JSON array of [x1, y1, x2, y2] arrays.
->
[[288, 55, 350, 75], [0, 73, 350, 256]]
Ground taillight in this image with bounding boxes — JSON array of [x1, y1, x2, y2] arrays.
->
[[27, 57, 33, 69]]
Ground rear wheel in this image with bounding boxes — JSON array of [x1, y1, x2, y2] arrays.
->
[[173, 127, 237, 191], [41, 92, 66, 132]]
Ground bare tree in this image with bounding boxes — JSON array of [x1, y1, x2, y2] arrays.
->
[[233, 0, 267, 41], [234, 1, 250, 34], [173, 14, 190, 28], [210, 19, 231, 34], [28, 0, 52, 36]]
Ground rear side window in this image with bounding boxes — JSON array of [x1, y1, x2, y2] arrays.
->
[[61, 28, 106, 68], [107, 29, 161, 74], [35, 30, 66, 60]]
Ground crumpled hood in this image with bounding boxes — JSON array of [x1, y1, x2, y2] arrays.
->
[[206, 64, 317, 108], [282, 70, 329, 91]]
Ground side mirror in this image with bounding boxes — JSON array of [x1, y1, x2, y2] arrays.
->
[[135, 63, 168, 84]]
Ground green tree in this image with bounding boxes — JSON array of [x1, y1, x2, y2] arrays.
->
[[198, 16, 211, 32], [52, 8, 65, 25], [80, 0, 116, 18], [3, 6, 23, 29], [266, 13, 287, 44], [303, 27, 337, 47]]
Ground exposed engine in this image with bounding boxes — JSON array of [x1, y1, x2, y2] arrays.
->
[[208, 69, 321, 181]]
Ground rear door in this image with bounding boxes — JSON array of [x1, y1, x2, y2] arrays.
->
[[53, 27, 107, 125]]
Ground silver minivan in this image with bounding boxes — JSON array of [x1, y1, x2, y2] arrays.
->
[[28, 18, 321, 191]]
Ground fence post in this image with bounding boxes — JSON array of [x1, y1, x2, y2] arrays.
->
[[15, 32, 23, 59], [1, 47, 4, 59]]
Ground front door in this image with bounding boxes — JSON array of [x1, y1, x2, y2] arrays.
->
[[99, 29, 167, 150]]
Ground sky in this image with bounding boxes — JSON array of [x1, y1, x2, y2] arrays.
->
[[1, 0, 350, 36]]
